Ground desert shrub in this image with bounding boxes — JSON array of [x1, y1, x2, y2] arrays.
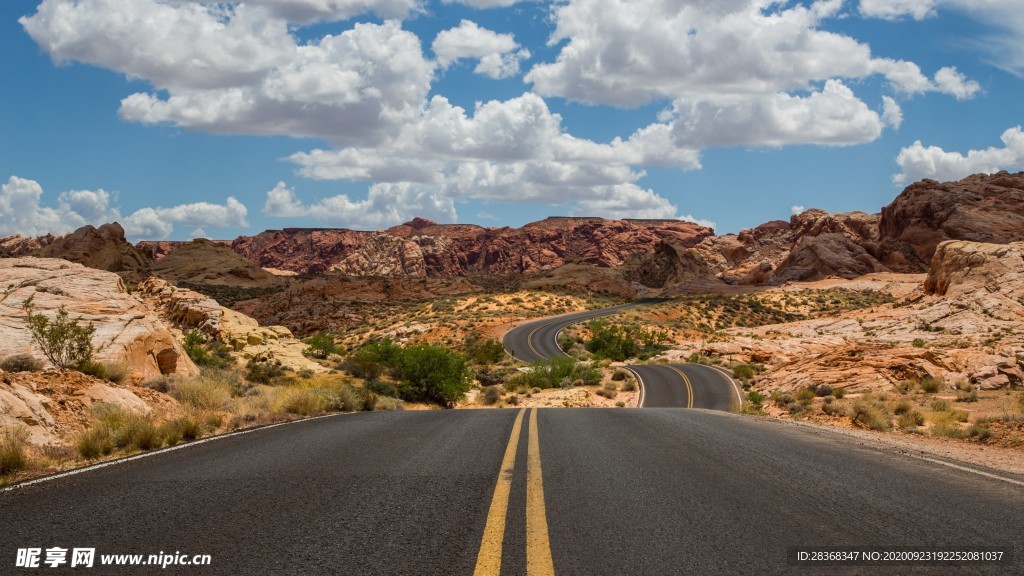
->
[[374, 396, 405, 411], [931, 399, 950, 412], [0, 354, 44, 373], [822, 401, 844, 416], [912, 338, 926, 348], [596, 387, 617, 399], [930, 421, 967, 439], [746, 390, 765, 407], [480, 385, 502, 405], [161, 416, 203, 443], [78, 360, 126, 383], [303, 332, 343, 360], [0, 425, 30, 475], [169, 374, 232, 410], [833, 387, 846, 399], [584, 319, 667, 361], [796, 389, 816, 406], [967, 424, 992, 441], [772, 392, 794, 408], [849, 400, 891, 431], [506, 395, 520, 406], [955, 389, 978, 403], [477, 369, 510, 388], [342, 338, 403, 379], [686, 352, 709, 365], [1018, 392, 1024, 415], [621, 379, 638, 392], [22, 298, 95, 369], [245, 355, 285, 385], [389, 343, 473, 408], [896, 411, 924, 429], [364, 378, 400, 399], [919, 376, 943, 393], [814, 384, 834, 397], [893, 401, 912, 415], [732, 364, 756, 381], [509, 356, 601, 391], [182, 331, 233, 369], [76, 403, 166, 458], [464, 335, 506, 366], [274, 386, 328, 416], [611, 368, 629, 381]]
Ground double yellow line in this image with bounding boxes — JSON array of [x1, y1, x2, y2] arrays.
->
[[667, 366, 695, 409], [473, 408, 555, 576]]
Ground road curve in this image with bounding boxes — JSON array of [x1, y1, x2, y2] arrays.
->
[[3, 409, 1020, 575], [503, 302, 741, 409]]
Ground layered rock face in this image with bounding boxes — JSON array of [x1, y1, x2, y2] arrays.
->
[[231, 217, 714, 277], [0, 258, 198, 383], [137, 278, 325, 373], [0, 233, 57, 257], [878, 172, 1024, 271]]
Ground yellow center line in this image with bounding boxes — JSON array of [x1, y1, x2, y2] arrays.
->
[[526, 408, 555, 576], [473, 408, 527, 576], [668, 366, 695, 408], [526, 323, 544, 357]]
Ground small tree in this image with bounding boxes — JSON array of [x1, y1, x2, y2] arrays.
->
[[303, 332, 342, 360], [22, 296, 95, 369]]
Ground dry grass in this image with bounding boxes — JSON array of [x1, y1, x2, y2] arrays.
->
[[0, 425, 30, 476]]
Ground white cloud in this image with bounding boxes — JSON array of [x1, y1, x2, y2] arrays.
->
[[526, 0, 975, 107], [262, 181, 456, 229], [893, 125, 1024, 184], [476, 211, 497, 220], [791, 205, 806, 215], [0, 175, 248, 240], [190, 228, 208, 239], [860, 0, 1024, 75], [666, 80, 886, 148], [442, 0, 529, 7], [433, 20, 529, 79], [22, 3, 435, 145], [932, 66, 981, 100], [233, 0, 419, 24], [881, 96, 903, 129], [285, 93, 699, 219]]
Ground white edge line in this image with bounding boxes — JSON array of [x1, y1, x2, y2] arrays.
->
[[704, 363, 744, 409], [913, 455, 1024, 488], [2, 411, 354, 493], [625, 367, 646, 408]]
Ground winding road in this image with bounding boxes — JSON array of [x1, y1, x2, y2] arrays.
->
[[2, 302, 1022, 574], [502, 301, 742, 409]]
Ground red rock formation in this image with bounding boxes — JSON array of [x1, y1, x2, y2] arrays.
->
[[878, 171, 1024, 271], [33, 223, 149, 274], [231, 228, 369, 275]]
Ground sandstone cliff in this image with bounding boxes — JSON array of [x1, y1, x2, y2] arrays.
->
[[0, 258, 198, 383]]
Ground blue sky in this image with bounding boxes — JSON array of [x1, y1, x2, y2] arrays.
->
[[1, 0, 1022, 240]]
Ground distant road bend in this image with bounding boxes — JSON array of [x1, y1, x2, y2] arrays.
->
[[503, 300, 742, 409]]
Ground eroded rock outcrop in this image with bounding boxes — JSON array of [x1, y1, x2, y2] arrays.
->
[[330, 233, 427, 278], [33, 223, 149, 274], [137, 278, 326, 373], [150, 238, 285, 288], [0, 258, 198, 383]]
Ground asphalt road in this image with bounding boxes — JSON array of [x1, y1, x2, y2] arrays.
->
[[503, 302, 740, 409], [2, 409, 1020, 575]]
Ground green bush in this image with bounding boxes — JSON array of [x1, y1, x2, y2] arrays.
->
[[303, 332, 343, 360], [612, 368, 629, 381], [621, 379, 638, 392], [183, 331, 233, 369], [732, 364, 756, 381], [464, 335, 506, 366], [746, 390, 765, 407], [22, 298, 95, 369], [509, 356, 602, 391], [582, 319, 667, 361], [246, 356, 286, 385], [0, 354, 44, 373], [967, 424, 992, 441], [833, 387, 846, 399], [364, 378, 400, 398], [390, 343, 473, 408], [0, 425, 30, 475], [912, 338, 926, 348], [796, 389, 816, 406]]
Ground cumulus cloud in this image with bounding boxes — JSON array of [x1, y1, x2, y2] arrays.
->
[[526, 0, 976, 107], [433, 20, 529, 79], [285, 93, 700, 219], [881, 96, 903, 129], [262, 181, 456, 229], [442, 0, 530, 7], [22, 3, 434, 145], [0, 175, 248, 240], [666, 80, 886, 148], [893, 125, 1024, 184], [860, 0, 1024, 75], [791, 205, 806, 215]]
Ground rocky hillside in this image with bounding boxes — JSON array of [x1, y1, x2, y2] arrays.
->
[[632, 171, 1024, 291], [149, 238, 286, 289], [0, 258, 198, 382], [231, 217, 714, 277]]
